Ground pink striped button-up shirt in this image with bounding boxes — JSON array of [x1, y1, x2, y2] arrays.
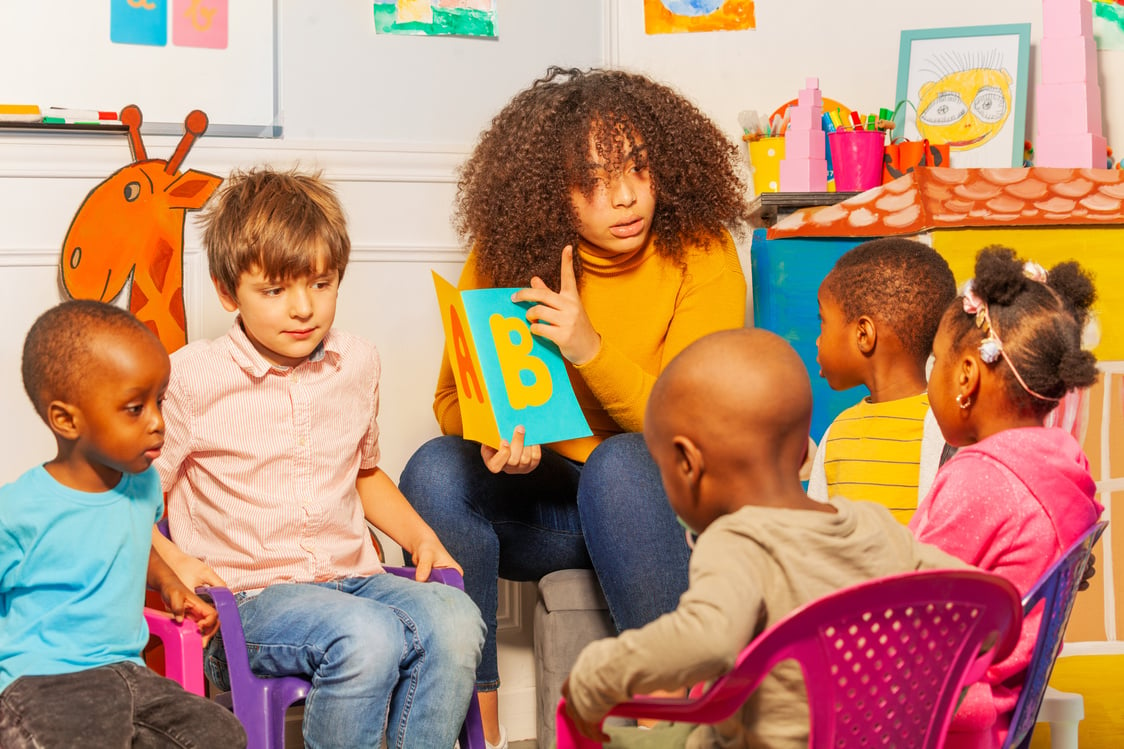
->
[[156, 321, 384, 592]]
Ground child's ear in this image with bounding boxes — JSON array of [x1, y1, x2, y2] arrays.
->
[[673, 435, 705, 487], [212, 277, 240, 313], [46, 400, 81, 441], [855, 315, 877, 355], [959, 351, 982, 399]]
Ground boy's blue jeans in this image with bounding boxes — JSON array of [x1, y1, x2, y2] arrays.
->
[[0, 661, 247, 748], [399, 432, 691, 690], [204, 573, 484, 749]]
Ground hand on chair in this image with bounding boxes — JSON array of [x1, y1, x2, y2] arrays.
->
[[561, 678, 611, 743]]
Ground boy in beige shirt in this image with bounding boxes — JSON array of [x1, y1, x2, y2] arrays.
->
[[563, 328, 964, 748]]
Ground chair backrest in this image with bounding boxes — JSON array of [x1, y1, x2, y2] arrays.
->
[[144, 606, 206, 696], [557, 569, 1022, 749], [1002, 520, 1108, 749]]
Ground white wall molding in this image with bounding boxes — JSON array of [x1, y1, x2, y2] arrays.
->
[[0, 135, 469, 185]]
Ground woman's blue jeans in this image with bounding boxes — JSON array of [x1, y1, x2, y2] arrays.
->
[[399, 432, 691, 690], [203, 573, 484, 749]]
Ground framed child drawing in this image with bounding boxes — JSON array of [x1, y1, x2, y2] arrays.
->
[[894, 24, 1031, 168]]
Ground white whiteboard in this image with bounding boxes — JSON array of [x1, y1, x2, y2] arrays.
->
[[0, 0, 278, 137]]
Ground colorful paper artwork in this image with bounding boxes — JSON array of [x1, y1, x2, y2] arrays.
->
[[643, 0, 756, 34], [172, 0, 228, 49], [895, 25, 1031, 168], [111, 0, 228, 49], [111, 0, 168, 47], [432, 272, 592, 449], [373, 1, 496, 38], [1092, 0, 1124, 50]]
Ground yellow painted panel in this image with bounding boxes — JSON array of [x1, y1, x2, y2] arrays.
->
[[1030, 655, 1124, 749]]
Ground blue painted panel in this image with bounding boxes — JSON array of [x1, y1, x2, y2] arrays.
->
[[750, 229, 866, 442]]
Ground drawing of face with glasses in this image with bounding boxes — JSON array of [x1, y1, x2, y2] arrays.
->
[[916, 61, 1013, 152]]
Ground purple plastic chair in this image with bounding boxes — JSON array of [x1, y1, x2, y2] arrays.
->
[[557, 569, 1022, 749], [144, 606, 206, 696], [1002, 520, 1108, 749], [200, 566, 486, 749]]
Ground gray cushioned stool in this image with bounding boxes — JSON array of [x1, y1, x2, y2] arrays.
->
[[534, 569, 615, 745]]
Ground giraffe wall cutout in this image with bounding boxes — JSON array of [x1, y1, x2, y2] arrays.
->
[[60, 105, 222, 352]]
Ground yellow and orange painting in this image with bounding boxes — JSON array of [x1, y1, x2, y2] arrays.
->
[[643, 0, 755, 34]]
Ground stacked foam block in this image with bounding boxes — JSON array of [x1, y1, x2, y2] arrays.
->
[[1035, 0, 1107, 167], [780, 77, 828, 192]]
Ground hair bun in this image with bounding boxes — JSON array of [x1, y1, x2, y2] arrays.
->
[[972, 246, 1027, 306], [1056, 348, 1099, 392], [1048, 261, 1097, 325]]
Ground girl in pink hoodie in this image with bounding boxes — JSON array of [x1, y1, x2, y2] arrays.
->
[[910, 245, 1102, 749]]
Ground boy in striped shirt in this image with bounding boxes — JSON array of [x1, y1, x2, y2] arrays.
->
[[807, 238, 956, 522]]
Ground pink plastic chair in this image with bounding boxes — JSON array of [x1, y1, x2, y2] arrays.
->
[[557, 569, 1022, 749], [143, 606, 206, 696]]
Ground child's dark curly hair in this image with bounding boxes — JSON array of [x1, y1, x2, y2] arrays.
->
[[456, 66, 752, 289], [821, 238, 957, 365], [941, 245, 1099, 418]]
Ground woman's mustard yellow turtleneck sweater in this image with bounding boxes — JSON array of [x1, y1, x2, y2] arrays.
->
[[433, 230, 747, 462]]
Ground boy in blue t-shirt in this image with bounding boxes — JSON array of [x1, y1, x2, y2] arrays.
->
[[0, 300, 245, 748]]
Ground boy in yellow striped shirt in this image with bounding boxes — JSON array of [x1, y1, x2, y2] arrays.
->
[[807, 238, 956, 522]]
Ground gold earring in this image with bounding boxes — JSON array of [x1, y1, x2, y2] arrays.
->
[[956, 393, 971, 409]]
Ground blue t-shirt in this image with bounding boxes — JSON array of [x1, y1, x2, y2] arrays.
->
[[0, 465, 162, 692]]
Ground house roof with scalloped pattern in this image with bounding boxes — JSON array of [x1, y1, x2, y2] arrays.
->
[[766, 166, 1124, 239]]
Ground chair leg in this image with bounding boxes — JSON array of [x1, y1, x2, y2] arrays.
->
[[1037, 687, 1084, 749]]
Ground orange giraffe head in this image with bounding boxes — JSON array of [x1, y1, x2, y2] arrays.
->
[[60, 105, 223, 352]]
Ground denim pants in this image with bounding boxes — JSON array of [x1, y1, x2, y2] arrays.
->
[[0, 661, 247, 748], [204, 573, 484, 749], [399, 432, 691, 690]]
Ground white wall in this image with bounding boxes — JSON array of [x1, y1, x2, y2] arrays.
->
[[2, 1, 1122, 743]]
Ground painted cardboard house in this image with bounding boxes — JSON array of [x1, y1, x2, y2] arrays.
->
[[752, 165, 1124, 745]]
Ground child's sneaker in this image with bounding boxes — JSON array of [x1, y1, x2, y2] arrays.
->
[[485, 724, 508, 749]]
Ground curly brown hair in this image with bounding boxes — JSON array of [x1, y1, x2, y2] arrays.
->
[[456, 66, 751, 289]]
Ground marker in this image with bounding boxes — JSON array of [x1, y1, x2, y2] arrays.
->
[[866, 114, 877, 130], [829, 108, 844, 130], [821, 112, 836, 133], [850, 111, 863, 130]]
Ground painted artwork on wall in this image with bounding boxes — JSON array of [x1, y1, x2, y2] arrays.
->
[[894, 24, 1031, 168], [373, 0, 496, 38], [59, 106, 222, 353], [643, 0, 756, 34], [1092, 0, 1124, 49]]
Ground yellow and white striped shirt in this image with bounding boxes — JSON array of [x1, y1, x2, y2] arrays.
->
[[807, 393, 944, 524]]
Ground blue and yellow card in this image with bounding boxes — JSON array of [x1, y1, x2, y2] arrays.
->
[[433, 272, 592, 449]]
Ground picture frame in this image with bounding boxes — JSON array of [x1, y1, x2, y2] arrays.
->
[[894, 23, 1031, 168]]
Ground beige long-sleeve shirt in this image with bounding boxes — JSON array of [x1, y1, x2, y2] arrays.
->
[[567, 497, 966, 749]]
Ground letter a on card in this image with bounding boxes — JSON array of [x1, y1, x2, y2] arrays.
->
[[432, 272, 591, 449]]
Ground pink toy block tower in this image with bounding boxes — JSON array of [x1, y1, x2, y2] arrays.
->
[[1035, 0, 1107, 167], [780, 77, 828, 192]]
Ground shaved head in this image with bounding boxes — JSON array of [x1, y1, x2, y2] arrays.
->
[[648, 328, 813, 477]]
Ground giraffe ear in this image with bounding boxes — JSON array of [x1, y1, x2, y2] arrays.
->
[[165, 170, 222, 209]]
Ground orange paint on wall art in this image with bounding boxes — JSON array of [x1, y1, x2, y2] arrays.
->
[[643, 0, 756, 34]]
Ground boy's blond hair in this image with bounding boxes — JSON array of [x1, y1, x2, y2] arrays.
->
[[201, 168, 350, 298]]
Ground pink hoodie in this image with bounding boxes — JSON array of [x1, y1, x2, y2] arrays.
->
[[909, 427, 1102, 749]]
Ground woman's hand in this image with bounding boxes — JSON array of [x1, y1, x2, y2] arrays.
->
[[481, 425, 542, 474], [513, 245, 601, 365]]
